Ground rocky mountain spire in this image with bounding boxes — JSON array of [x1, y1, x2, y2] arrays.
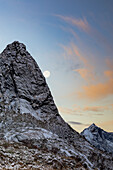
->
[[0, 41, 79, 141]]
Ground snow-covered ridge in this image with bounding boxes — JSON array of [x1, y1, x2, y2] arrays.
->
[[81, 123, 113, 154]]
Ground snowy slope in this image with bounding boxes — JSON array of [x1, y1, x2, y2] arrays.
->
[[81, 123, 113, 154]]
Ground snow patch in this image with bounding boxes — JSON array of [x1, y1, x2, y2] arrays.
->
[[60, 148, 72, 156], [83, 129, 93, 142], [19, 99, 43, 121]]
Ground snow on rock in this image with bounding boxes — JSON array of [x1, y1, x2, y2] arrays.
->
[[81, 123, 113, 154], [82, 129, 94, 142]]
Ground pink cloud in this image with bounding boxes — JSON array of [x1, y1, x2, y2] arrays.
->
[[56, 15, 90, 33], [78, 78, 113, 100], [61, 42, 96, 82], [75, 68, 95, 81], [83, 106, 109, 112], [76, 58, 113, 100], [58, 106, 82, 115]]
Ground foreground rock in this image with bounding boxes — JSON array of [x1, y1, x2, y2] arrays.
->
[[0, 41, 113, 169], [0, 139, 92, 170]]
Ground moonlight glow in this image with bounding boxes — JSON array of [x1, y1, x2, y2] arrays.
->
[[43, 71, 50, 78]]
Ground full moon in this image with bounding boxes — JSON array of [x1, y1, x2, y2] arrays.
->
[[43, 70, 50, 78]]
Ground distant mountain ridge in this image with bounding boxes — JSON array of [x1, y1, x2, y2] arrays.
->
[[81, 123, 113, 154]]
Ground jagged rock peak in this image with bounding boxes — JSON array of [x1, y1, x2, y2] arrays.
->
[[81, 124, 113, 154], [0, 41, 79, 142], [90, 123, 96, 126], [0, 41, 49, 106], [89, 123, 97, 130], [2, 41, 26, 55]]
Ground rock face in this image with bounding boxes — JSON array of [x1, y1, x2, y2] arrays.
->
[[81, 123, 113, 154], [0, 41, 113, 169], [0, 41, 79, 142]]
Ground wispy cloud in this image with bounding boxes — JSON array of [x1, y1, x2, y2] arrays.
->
[[58, 106, 82, 115], [78, 79, 113, 100], [56, 15, 90, 33], [104, 58, 113, 79], [69, 28, 80, 40], [75, 68, 95, 81], [68, 121, 90, 126], [61, 43, 88, 66], [57, 14, 113, 102], [56, 14, 113, 54], [68, 121, 83, 125], [78, 59, 113, 100], [83, 106, 109, 112], [71, 43, 90, 67], [59, 104, 110, 116], [61, 42, 96, 82], [104, 70, 113, 79], [61, 42, 113, 101]]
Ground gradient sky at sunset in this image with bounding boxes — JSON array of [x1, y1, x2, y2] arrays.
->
[[0, 0, 113, 132]]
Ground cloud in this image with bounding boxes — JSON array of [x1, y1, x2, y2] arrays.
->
[[57, 15, 113, 101], [59, 105, 108, 117], [56, 15, 90, 33], [59, 107, 75, 114], [104, 59, 113, 79], [68, 121, 83, 125], [83, 106, 109, 112], [61, 43, 88, 66], [68, 121, 90, 126], [56, 14, 113, 54], [78, 58, 113, 100], [62, 43, 113, 101], [92, 113, 104, 116], [69, 28, 80, 40], [61, 44, 74, 60], [61, 42, 96, 82], [58, 106, 82, 115], [78, 79, 113, 100], [60, 26, 80, 41], [106, 58, 113, 70], [75, 68, 95, 81], [104, 70, 113, 79]]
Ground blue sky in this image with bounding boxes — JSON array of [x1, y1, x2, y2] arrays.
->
[[0, 0, 113, 132]]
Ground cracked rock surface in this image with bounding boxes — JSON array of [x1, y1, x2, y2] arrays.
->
[[0, 41, 79, 141], [0, 41, 113, 169]]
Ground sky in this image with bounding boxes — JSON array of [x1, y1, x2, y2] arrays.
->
[[0, 0, 113, 132]]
